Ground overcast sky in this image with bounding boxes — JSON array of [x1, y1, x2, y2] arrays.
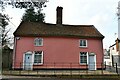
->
[[2, 0, 119, 49]]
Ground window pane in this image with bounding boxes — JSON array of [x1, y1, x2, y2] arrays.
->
[[80, 40, 82, 46], [83, 40, 86, 46], [38, 38, 42, 45], [80, 52, 87, 64], [34, 51, 42, 64], [34, 55, 42, 63], [34, 38, 43, 46], [80, 40, 87, 47], [34, 39, 37, 46]]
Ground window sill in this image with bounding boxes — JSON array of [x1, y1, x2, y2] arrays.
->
[[33, 63, 43, 65], [34, 45, 43, 47], [79, 46, 87, 48], [79, 63, 88, 65]]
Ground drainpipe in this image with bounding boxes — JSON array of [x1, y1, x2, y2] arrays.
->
[[101, 39, 104, 67]]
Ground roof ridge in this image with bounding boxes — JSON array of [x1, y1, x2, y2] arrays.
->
[[23, 21, 94, 27], [44, 22, 93, 27]]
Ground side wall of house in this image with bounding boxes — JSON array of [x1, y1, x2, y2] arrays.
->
[[13, 37, 103, 69], [109, 43, 120, 66]]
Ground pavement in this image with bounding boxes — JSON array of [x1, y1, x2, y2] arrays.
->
[[1, 70, 120, 80], [1, 75, 120, 80], [1, 75, 86, 80]]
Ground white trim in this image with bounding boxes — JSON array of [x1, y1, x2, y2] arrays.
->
[[32, 52, 34, 65], [41, 51, 44, 64], [79, 39, 87, 48], [16, 37, 20, 40], [23, 53, 25, 69], [95, 55, 96, 70], [42, 51, 43, 64], [87, 52, 89, 64]]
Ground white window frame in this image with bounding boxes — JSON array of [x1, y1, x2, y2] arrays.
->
[[34, 38, 43, 46], [79, 52, 88, 65], [33, 51, 43, 65], [79, 39, 87, 47]]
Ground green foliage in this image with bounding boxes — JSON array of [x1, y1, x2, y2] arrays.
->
[[0, 0, 47, 22], [21, 7, 45, 22], [22, 7, 36, 22], [0, 13, 11, 47]]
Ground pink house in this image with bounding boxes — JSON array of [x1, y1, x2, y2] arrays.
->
[[13, 7, 104, 70]]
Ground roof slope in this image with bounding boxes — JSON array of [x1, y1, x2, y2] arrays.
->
[[14, 21, 104, 39]]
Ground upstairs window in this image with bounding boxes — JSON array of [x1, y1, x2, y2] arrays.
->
[[34, 38, 43, 46], [79, 39, 87, 47], [34, 51, 43, 64]]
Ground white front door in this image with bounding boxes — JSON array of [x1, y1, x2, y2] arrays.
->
[[88, 54, 96, 70], [24, 52, 33, 70]]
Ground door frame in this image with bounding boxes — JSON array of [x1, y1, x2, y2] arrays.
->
[[23, 51, 34, 70], [88, 53, 96, 70]]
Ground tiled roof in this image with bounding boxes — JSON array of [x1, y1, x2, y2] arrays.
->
[[109, 38, 120, 48], [14, 21, 104, 39]]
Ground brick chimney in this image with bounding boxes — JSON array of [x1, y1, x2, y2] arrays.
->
[[56, 6, 63, 25], [116, 38, 120, 52]]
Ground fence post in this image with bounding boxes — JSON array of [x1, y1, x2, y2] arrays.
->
[[116, 63, 118, 74], [19, 62, 21, 75], [9, 62, 12, 74], [112, 55, 114, 67], [101, 63, 103, 74], [105, 61, 106, 70], [54, 62, 55, 76], [28, 63, 30, 75], [62, 62, 64, 76], [36, 70, 38, 75], [86, 62, 88, 74], [70, 63, 72, 76]]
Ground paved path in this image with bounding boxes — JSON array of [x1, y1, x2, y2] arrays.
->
[[2, 76, 86, 80], [2, 75, 120, 80]]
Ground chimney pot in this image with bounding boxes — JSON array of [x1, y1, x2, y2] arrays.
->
[[56, 6, 63, 25]]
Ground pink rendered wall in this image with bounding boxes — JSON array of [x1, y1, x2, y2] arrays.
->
[[13, 37, 103, 69]]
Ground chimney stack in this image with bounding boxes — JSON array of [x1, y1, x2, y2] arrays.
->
[[56, 6, 63, 25]]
